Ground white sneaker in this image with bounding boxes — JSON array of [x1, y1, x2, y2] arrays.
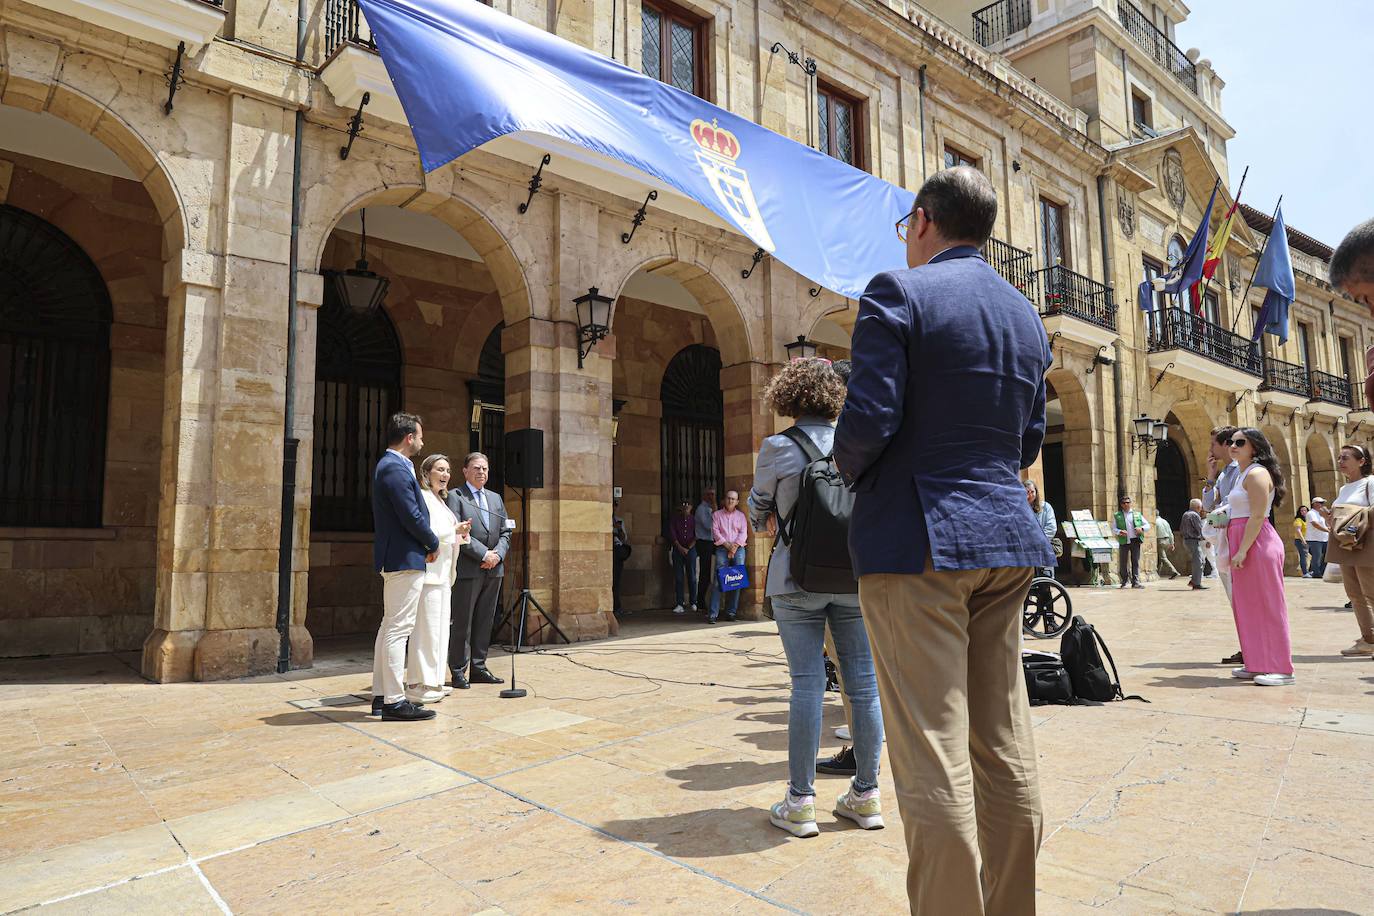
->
[[834, 725, 851, 740], [690, 604, 697, 612], [405, 687, 444, 704], [1253, 673, 1295, 687], [769, 791, 819, 838], [441, 685, 454, 696], [1231, 667, 1255, 679], [1340, 639, 1374, 657], [835, 782, 885, 830], [672, 604, 686, 615]]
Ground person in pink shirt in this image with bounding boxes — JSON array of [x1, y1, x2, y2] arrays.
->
[[709, 490, 749, 622]]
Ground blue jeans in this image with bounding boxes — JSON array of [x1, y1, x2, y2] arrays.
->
[[1308, 540, 1327, 577], [772, 590, 883, 797], [672, 546, 697, 606], [708, 546, 746, 618], [1294, 538, 1309, 577]]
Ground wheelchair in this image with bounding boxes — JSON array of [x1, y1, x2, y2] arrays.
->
[[1022, 574, 1073, 639]]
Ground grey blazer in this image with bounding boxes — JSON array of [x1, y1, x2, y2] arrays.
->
[[447, 485, 512, 580], [748, 416, 851, 599]]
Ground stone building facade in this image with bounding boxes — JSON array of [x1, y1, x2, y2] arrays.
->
[[0, 0, 1367, 679]]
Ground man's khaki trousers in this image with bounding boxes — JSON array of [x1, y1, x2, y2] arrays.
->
[[860, 566, 1042, 916]]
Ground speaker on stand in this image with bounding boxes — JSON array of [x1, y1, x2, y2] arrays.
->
[[492, 428, 570, 699]]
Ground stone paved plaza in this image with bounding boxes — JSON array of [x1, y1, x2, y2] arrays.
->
[[3, 577, 1371, 915]]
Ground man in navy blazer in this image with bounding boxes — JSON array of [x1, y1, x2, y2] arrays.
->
[[835, 166, 1053, 916], [369, 411, 440, 722]]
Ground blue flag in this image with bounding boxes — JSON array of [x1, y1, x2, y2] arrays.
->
[[1251, 206, 1295, 345], [356, 0, 914, 299], [1162, 183, 1217, 298], [1137, 268, 1154, 312]]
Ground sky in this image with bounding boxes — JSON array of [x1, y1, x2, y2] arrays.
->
[[1175, 0, 1373, 249]]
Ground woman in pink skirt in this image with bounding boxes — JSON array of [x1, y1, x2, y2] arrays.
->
[[1226, 427, 1294, 686]]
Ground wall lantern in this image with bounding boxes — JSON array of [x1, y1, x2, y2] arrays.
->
[[784, 334, 818, 361], [574, 286, 614, 368], [331, 208, 389, 313], [1130, 413, 1168, 453]]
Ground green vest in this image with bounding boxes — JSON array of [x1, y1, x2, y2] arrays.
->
[[1114, 510, 1145, 545]]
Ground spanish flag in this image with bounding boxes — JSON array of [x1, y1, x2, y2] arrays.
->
[[1190, 198, 1240, 312]]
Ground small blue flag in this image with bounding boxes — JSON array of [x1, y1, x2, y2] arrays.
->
[[1138, 268, 1154, 312], [1251, 206, 1295, 345], [1162, 183, 1217, 299]]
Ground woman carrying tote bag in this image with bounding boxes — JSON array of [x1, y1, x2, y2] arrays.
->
[[1326, 444, 1374, 657]]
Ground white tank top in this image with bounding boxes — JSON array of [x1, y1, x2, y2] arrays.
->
[[1226, 464, 1273, 520]]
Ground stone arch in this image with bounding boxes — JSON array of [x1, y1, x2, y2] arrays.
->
[[303, 179, 534, 330], [605, 254, 754, 367], [1305, 428, 1338, 504], [1156, 398, 1219, 492], [1044, 366, 1096, 514], [1260, 424, 1295, 516]]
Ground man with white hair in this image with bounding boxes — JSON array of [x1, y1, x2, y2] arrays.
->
[[1180, 498, 1206, 590]]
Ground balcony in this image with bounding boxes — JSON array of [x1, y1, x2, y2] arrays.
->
[[1147, 306, 1261, 391], [25, 0, 224, 53], [319, 0, 408, 123], [1035, 264, 1118, 350], [1307, 369, 1354, 419], [1257, 356, 1310, 411], [982, 237, 1037, 301], [1116, 0, 1198, 96], [972, 0, 1032, 48]]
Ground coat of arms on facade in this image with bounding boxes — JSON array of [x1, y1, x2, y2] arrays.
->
[[690, 119, 776, 253], [1117, 192, 1135, 239], [1162, 148, 1186, 211]]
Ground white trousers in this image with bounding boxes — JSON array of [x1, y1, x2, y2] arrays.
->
[[373, 570, 424, 704], [406, 582, 451, 690]]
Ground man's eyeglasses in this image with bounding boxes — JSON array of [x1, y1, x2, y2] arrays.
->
[[896, 209, 915, 243]]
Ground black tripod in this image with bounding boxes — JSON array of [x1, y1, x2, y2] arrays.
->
[[492, 486, 570, 698]]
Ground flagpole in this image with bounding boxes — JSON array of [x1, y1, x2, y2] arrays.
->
[[1232, 194, 1283, 335], [1198, 165, 1248, 305]]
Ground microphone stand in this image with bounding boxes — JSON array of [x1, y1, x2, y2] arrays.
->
[[493, 486, 571, 699]]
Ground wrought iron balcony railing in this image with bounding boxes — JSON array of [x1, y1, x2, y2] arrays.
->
[[1116, 0, 1198, 95], [982, 237, 1037, 301], [972, 0, 1032, 47], [1259, 357, 1311, 399], [325, 0, 374, 57], [1309, 369, 1353, 408], [1035, 264, 1116, 332], [1147, 306, 1262, 376]]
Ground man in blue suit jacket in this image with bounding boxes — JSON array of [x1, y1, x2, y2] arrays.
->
[[370, 411, 440, 721], [835, 166, 1053, 916]]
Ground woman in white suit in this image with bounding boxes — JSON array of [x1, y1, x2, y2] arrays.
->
[[406, 454, 469, 704]]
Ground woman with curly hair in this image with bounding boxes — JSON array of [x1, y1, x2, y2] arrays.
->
[[748, 356, 885, 838], [1225, 428, 1294, 686]]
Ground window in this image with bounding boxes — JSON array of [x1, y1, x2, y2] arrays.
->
[[469, 323, 506, 494], [1131, 91, 1153, 131], [641, 1, 705, 97], [1142, 256, 1167, 340], [943, 145, 979, 170], [1297, 321, 1314, 372], [311, 284, 403, 532], [660, 345, 723, 528], [1339, 335, 1356, 382], [1202, 291, 1220, 327], [817, 81, 863, 168], [0, 205, 111, 528], [1040, 198, 1069, 268]]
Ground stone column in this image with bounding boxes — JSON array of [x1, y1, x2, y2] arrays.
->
[[142, 96, 298, 681], [721, 360, 774, 619]]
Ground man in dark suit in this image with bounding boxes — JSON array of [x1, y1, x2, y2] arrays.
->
[[834, 166, 1054, 916], [447, 451, 512, 687], [370, 412, 439, 721]]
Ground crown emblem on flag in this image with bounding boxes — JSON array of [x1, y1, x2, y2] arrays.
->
[[691, 119, 740, 161]]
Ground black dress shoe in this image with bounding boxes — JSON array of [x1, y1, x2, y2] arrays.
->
[[1222, 651, 1243, 665], [451, 672, 470, 690], [817, 745, 857, 776], [371, 696, 383, 716], [380, 699, 436, 721], [469, 665, 504, 685]]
